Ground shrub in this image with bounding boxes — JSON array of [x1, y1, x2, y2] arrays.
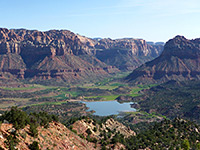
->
[[86, 129, 92, 135], [1, 107, 28, 130], [29, 141, 40, 150], [29, 123, 38, 137], [5, 133, 19, 150], [93, 127, 97, 132], [0, 146, 4, 150]]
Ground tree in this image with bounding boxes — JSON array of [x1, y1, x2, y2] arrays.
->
[[86, 129, 92, 135], [1, 107, 28, 130], [5, 134, 19, 150], [182, 139, 190, 150], [29, 141, 40, 150], [196, 142, 200, 150], [29, 123, 38, 137], [93, 127, 97, 132]]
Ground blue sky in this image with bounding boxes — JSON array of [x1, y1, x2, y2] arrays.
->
[[0, 0, 200, 42]]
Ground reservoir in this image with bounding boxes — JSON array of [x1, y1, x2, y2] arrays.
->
[[81, 100, 135, 116]]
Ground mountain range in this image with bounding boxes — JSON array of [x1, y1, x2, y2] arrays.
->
[[126, 36, 200, 83], [0, 28, 163, 83]]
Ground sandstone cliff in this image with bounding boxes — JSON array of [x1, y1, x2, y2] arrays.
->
[[95, 38, 163, 71], [0, 28, 119, 83], [126, 36, 200, 83], [0, 28, 163, 83]]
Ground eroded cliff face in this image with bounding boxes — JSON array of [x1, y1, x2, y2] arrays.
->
[[0, 28, 94, 66], [0, 28, 163, 82], [126, 36, 200, 83], [0, 28, 119, 82], [95, 38, 162, 57], [95, 38, 163, 71]]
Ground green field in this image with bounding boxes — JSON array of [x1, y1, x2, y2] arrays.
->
[[84, 86, 142, 101], [0, 70, 158, 109], [85, 95, 120, 101], [29, 101, 68, 106], [0, 84, 57, 91], [0, 81, 157, 109], [0, 86, 36, 91]]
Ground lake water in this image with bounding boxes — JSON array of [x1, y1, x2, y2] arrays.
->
[[81, 100, 135, 116]]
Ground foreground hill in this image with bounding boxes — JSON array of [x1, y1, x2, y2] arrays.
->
[[0, 107, 136, 150], [0, 28, 163, 83], [0, 122, 97, 150], [126, 36, 200, 83], [1, 107, 200, 150], [0, 107, 97, 150]]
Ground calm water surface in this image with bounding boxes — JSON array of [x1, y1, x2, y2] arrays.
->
[[81, 100, 135, 116]]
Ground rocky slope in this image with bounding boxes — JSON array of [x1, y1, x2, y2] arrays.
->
[[126, 36, 200, 83], [0, 107, 136, 150], [0, 122, 97, 150], [0, 28, 163, 83], [72, 118, 135, 149], [72, 118, 135, 138]]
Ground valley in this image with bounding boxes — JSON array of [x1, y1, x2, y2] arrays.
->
[[0, 0, 199, 148], [0, 33, 200, 149], [0, 73, 146, 110]]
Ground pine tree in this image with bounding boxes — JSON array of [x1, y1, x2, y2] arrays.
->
[[182, 139, 190, 150]]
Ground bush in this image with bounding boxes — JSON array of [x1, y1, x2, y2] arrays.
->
[[0, 107, 59, 135], [29, 141, 40, 150], [182, 139, 190, 150], [29, 123, 38, 137], [93, 127, 97, 132], [1, 107, 29, 130], [86, 129, 92, 135], [5, 133, 19, 150], [0, 146, 4, 150]]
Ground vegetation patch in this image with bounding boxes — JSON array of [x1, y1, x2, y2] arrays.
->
[[134, 80, 200, 123]]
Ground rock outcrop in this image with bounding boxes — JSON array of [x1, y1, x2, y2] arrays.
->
[[72, 118, 135, 139], [126, 36, 200, 83], [0, 122, 97, 150], [72, 118, 135, 149]]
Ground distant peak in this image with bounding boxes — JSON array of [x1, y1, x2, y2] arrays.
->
[[173, 35, 187, 40], [164, 35, 189, 49]]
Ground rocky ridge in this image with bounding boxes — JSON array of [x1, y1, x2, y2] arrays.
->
[[72, 118, 135, 149], [0, 122, 97, 150], [72, 118, 135, 139], [126, 36, 200, 83], [0, 118, 135, 150]]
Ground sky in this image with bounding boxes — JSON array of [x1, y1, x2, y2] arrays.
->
[[0, 0, 200, 42]]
